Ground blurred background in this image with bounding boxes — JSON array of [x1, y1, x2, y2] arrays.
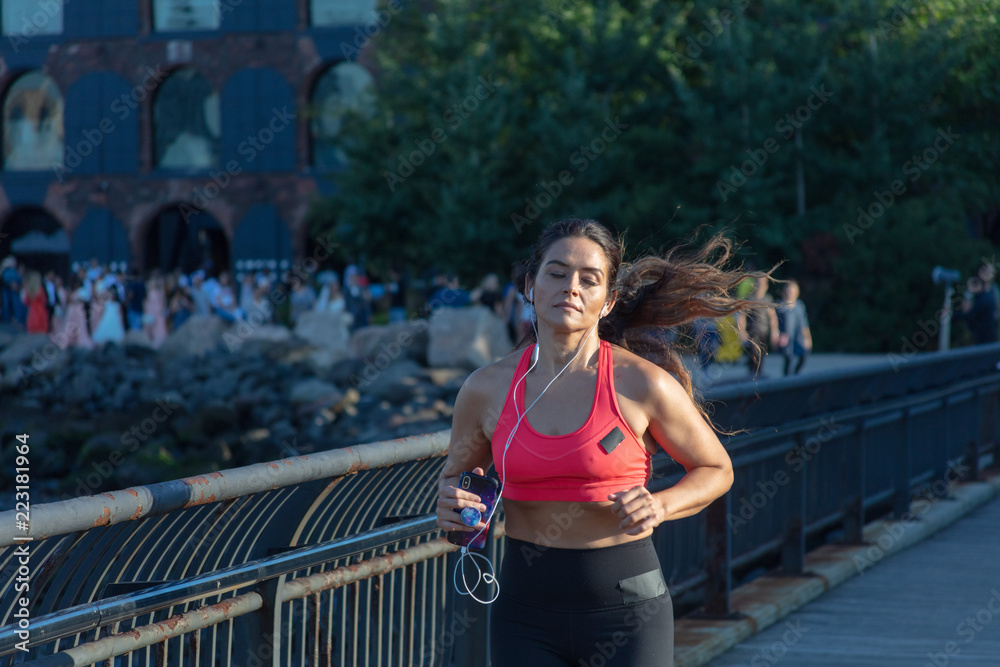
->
[[0, 0, 998, 498]]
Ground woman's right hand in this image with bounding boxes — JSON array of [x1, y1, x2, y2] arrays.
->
[[436, 466, 489, 533]]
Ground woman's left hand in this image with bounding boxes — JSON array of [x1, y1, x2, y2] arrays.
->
[[608, 486, 666, 535]]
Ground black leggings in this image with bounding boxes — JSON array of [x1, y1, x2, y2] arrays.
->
[[491, 537, 674, 666]]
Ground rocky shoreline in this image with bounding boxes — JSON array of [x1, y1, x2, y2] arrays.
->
[[0, 307, 512, 507]]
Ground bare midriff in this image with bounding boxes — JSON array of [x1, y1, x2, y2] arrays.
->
[[501, 498, 653, 549]]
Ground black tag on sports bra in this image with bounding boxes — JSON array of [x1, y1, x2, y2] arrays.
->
[[599, 427, 625, 454]]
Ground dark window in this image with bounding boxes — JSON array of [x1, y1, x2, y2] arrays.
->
[[154, 68, 220, 169], [311, 62, 373, 169]]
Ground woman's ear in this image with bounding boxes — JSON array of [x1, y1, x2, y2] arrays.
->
[[602, 291, 617, 317]]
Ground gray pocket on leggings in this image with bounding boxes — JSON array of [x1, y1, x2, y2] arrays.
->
[[617, 569, 667, 605]]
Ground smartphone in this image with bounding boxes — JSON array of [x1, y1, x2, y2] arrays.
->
[[446, 472, 499, 550]]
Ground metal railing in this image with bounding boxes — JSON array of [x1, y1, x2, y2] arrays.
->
[[1, 343, 999, 666]]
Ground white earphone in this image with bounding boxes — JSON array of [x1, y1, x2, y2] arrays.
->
[[453, 302, 602, 605]]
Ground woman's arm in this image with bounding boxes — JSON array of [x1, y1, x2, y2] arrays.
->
[[610, 366, 734, 535], [435, 369, 495, 534]]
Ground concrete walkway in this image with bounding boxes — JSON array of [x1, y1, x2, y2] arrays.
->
[[674, 472, 1000, 666]]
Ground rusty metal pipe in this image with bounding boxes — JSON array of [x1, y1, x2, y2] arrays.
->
[[0, 431, 450, 546], [0, 515, 439, 655], [281, 539, 457, 601], [23, 593, 262, 667]]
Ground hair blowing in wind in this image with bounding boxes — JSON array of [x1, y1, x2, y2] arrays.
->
[[513, 218, 775, 416]]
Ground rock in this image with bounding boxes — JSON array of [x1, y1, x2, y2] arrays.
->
[[262, 340, 315, 366], [159, 315, 231, 358], [427, 307, 512, 370], [293, 311, 352, 362], [64, 365, 101, 405], [356, 359, 426, 404], [321, 357, 364, 385], [123, 329, 153, 349], [0, 333, 59, 375], [0, 328, 16, 350], [290, 378, 343, 407], [426, 367, 471, 387], [225, 323, 293, 354], [136, 387, 188, 413], [349, 320, 429, 364], [202, 371, 241, 402], [111, 382, 134, 410], [247, 324, 292, 343], [306, 347, 352, 376]]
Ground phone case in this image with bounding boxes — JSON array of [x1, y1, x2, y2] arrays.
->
[[446, 472, 499, 550]]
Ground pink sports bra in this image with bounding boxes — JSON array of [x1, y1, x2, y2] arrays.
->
[[491, 340, 651, 502]]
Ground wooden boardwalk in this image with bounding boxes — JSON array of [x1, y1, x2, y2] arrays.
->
[[706, 494, 1000, 666]]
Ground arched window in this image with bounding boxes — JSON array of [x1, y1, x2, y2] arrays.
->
[[154, 0, 221, 31], [154, 68, 220, 169], [310, 0, 375, 27], [310, 62, 374, 169], [145, 206, 229, 275], [2, 0, 63, 36], [3, 71, 64, 171]]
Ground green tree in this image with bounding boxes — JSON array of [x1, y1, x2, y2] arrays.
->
[[307, 0, 1000, 351]]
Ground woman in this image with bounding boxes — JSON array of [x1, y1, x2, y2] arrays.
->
[[22, 271, 50, 334], [92, 286, 125, 346], [143, 272, 169, 347], [436, 219, 768, 666], [56, 277, 95, 350]]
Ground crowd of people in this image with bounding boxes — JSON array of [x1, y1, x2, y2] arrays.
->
[[2, 254, 995, 366], [0, 256, 375, 350], [0, 257, 530, 352]]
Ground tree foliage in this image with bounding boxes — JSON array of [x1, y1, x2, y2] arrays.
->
[[308, 0, 1000, 352]]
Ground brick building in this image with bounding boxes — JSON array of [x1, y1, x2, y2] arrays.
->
[[0, 0, 377, 278]]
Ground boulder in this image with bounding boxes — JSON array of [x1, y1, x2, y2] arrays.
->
[[356, 359, 427, 404], [0, 328, 17, 351], [159, 315, 231, 358], [349, 320, 429, 364], [427, 307, 512, 370], [0, 334, 57, 372], [294, 311, 351, 356], [290, 378, 343, 407], [247, 324, 292, 343], [305, 347, 353, 376], [225, 323, 292, 353], [123, 329, 153, 349], [64, 364, 101, 405]]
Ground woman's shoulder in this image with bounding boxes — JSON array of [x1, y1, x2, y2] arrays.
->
[[607, 342, 684, 398]]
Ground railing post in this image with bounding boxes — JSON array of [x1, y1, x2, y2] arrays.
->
[[701, 492, 736, 617], [781, 433, 806, 575], [255, 574, 284, 667], [842, 420, 866, 544], [893, 410, 913, 519]]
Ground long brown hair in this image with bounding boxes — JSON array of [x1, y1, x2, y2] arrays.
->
[[513, 218, 774, 424]]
